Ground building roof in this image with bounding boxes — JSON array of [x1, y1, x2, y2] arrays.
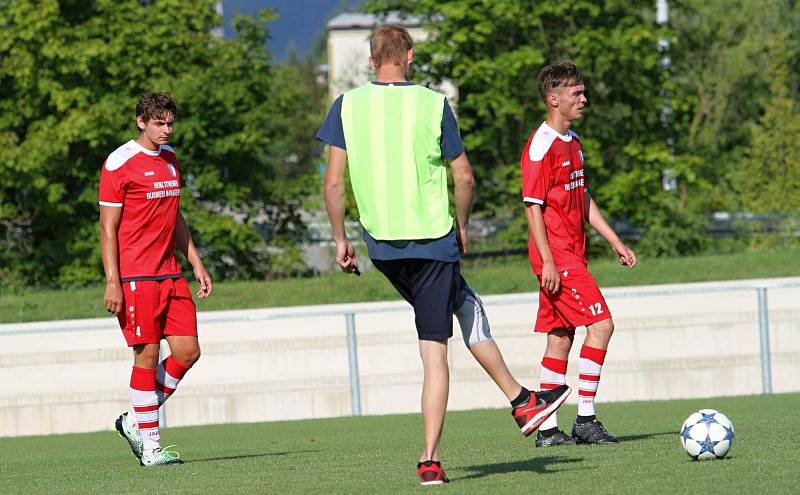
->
[[327, 12, 421, 30]]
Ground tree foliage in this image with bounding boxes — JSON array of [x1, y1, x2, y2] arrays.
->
[[737, 34, 800, 213], [669, 0, 796, 210], [0, 0, 323, 289], [667, 0, 800, 250], [365, 0, 800, 256], [365, 0, 684, 252], [3, 0, 799, 290], [734, 33, 800, 245]]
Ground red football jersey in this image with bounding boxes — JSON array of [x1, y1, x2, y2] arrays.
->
[[520, 122, 588, 274], [98, 140, 183, 281]]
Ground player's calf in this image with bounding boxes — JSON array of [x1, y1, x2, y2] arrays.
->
[[155, 354, 193, 405]]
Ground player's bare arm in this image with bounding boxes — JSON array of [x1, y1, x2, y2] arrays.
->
[[449, 152, 474, 255], [175, 211, 213, 298], [323, 145, 358, 273], [524, 203, 560, 293], [585, 192, 637, 267], [99, 205, 124, 315]]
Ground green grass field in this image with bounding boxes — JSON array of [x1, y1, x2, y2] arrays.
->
[[0, 393, 796, 494], [2, 248, 800, 323]]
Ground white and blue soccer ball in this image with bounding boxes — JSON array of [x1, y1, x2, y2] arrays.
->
[[680, 409, 735, 460]]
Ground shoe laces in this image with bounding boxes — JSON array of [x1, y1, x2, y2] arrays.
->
[[553, 429, 571, 439], [155, 445, 181, 461]]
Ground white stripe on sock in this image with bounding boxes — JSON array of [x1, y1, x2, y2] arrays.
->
[[579, 357, 602, 375], [541, 368, 567, 385], [577, 358, 603, 417], [539, 367, 566, 431], [156, 364, 182, 390], [130, 387, 161, 453]]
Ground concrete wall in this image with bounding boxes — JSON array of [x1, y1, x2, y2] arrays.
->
[[1, 278, 798, 437]]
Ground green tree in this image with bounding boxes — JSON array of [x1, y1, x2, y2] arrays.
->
[[0, 0, 322, 289], [664, 0, 800, 251], [738, 34, 800, 213], [735, 34, 800, 244], [668, 0, 798, 214], [365, 0, 705, 255]]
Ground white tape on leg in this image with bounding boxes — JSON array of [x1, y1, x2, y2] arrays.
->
[[454, 283, 492, 348]]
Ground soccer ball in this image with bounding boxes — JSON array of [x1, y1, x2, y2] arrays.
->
[[679, 409, 735, 460]]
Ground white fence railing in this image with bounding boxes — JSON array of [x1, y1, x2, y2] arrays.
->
[[2, 278, 798, 428]]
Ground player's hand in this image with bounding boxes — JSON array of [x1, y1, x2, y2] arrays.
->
[[104, 280, 123, 316], [335, 239, 359, 274], [194, 263, 213, 298], [541, 260, 561, 294], [457, 226, 469, 256], [614, 243, 637, 268]]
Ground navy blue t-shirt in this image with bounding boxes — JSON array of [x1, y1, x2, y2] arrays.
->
[[316, 81, 463, 262]]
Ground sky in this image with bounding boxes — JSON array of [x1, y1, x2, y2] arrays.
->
[[223, 0, 364, 60]]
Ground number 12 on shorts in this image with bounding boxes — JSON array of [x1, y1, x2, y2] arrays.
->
[[588, 302, 603, 316]]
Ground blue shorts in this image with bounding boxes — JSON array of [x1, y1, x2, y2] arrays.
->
[[372, 259, 464, 341]]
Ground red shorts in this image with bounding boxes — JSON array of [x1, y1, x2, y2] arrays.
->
[[117, 277, 197, 346], [534, 265, 611, 333]]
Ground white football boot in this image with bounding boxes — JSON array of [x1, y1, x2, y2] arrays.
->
[[114, 412, 144, 459], [140, 446, 184, 467]]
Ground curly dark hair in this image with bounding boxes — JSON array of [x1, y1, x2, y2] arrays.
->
[[135, 92, 177, 132]]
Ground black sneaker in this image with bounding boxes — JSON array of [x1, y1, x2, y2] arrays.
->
[[571, 419, 619, 444], [535, 429, 576, 447]]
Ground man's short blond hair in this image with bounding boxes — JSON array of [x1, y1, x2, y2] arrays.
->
[[370, 25, 413, 68]]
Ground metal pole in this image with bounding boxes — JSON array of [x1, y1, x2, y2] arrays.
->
[[656, 0, 677, 192], [756, 287, 773, 394], [345, 313, 362, 416], [158, 343, 167, 428]]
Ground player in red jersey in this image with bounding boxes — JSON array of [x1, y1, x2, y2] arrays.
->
[[520, 61, 637, 447], [99, 92, 212, 467]]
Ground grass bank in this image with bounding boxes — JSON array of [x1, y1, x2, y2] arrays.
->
[[1, 248, 798, 323]]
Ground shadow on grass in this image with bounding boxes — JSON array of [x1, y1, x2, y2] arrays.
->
[[186, 449, 321, 464], [616, 431, 674, 443], [456, 456, 585, 480]]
